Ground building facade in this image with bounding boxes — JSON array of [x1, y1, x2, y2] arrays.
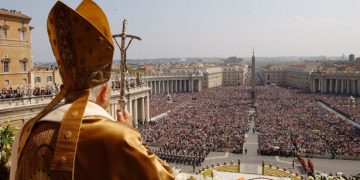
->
[[222, 64, 248, 86], [29, 66, 61, 88], [262, 65, 288, 86], [355, 58, 360, 71], [0, 9, 32, 89], [202, 67, 223, 89], [261, 62, 360, 96], [310, 71, 360, 96]]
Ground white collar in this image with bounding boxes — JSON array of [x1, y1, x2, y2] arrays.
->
[[41, 101, 116, 122]]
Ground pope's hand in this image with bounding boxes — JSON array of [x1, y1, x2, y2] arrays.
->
[[117, 109, 133, 126]]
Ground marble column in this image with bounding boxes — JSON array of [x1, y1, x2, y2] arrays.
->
[[128, 98, 132, 118], [157, 81, 159, 94], [347, 79, 350, 94], [190, 79, 193, 92], [133, 99, 138, 128], [198, 79, 202, 92], [180, 80, 183, 92], [175, 80, 178, 92], [162, 81, 165, 94], [341, 79, 344, 94], [141, 97, 145, 125], [329, 79, 333, 93], [335, 79, 338, 94], [154, 81, 156, 94], [145, 96, 149, 122], [170, 80, 173, 93], [352, 80, 356, 95], [323, 79, 327, 93], [149, 81, 152, 94], [159, 81, 162, 94], [184, 80, 187, 92]]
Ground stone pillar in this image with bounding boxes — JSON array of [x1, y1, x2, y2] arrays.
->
[[311, 79, 314, 93], [329, 79, 333, 93], [184, 79, 187, 92], [190, 79, 193, 92], [352, 80, 356, 95], [162, 81, 165, 94], [198, 79, 202, 91], [335, 79, 338, 94], [128, 98, 132, 118], [145, 96, 150, 122], [154, 81, 156, 94], [150, 81, 153, 94], [167, 80, 170, 93], [175, 80, 178, 92], [159, 81, 162, 94], [141, 97, 145, 125], [152, 81, 155, 94], [157, 81, 159, 94], [170, 80, 173, 93], [340, 79, 344, 94], [357, 80, 360, 95], [133, 99, 138, 128], [149, 81, 152, 94], [347, 79, 350, 94], [159, 81, 161, 94]]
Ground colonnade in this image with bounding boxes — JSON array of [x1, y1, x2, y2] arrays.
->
[[147, 79, 202, 94], [108, 96, 150, 128], [311, 78, 360, 95]]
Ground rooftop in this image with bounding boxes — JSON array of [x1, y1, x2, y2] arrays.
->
[[0, 8, 31, 21]]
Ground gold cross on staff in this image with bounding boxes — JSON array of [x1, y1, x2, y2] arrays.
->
[[112, 19, 142, 112]]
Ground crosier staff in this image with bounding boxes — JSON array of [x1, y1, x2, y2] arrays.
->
[[113, 19, 141, 115]]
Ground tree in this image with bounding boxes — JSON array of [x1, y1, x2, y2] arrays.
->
[[0, 125, 15, 180]]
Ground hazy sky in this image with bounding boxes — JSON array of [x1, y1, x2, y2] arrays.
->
[[2, 0, 360, 62]]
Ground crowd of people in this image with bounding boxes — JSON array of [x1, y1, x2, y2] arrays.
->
[[319, 95, 360, 123], [142, 86, 252, 166], [149, 93, 193, 117], [255, 86, 360, 158], [155, 150, 204, 167], [0, 87, 23, 99], [0, 84, 59, 99]]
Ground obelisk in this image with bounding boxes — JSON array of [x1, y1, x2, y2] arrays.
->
[[251, 48, 256, 105]]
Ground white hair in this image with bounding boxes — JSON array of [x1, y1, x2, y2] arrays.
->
[[88, 81, 111, 102]]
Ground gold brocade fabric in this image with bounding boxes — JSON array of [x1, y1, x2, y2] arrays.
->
[[17, 116, 174, 180]]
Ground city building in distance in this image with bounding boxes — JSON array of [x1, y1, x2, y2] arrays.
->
[[261, 55, 360, 96]]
